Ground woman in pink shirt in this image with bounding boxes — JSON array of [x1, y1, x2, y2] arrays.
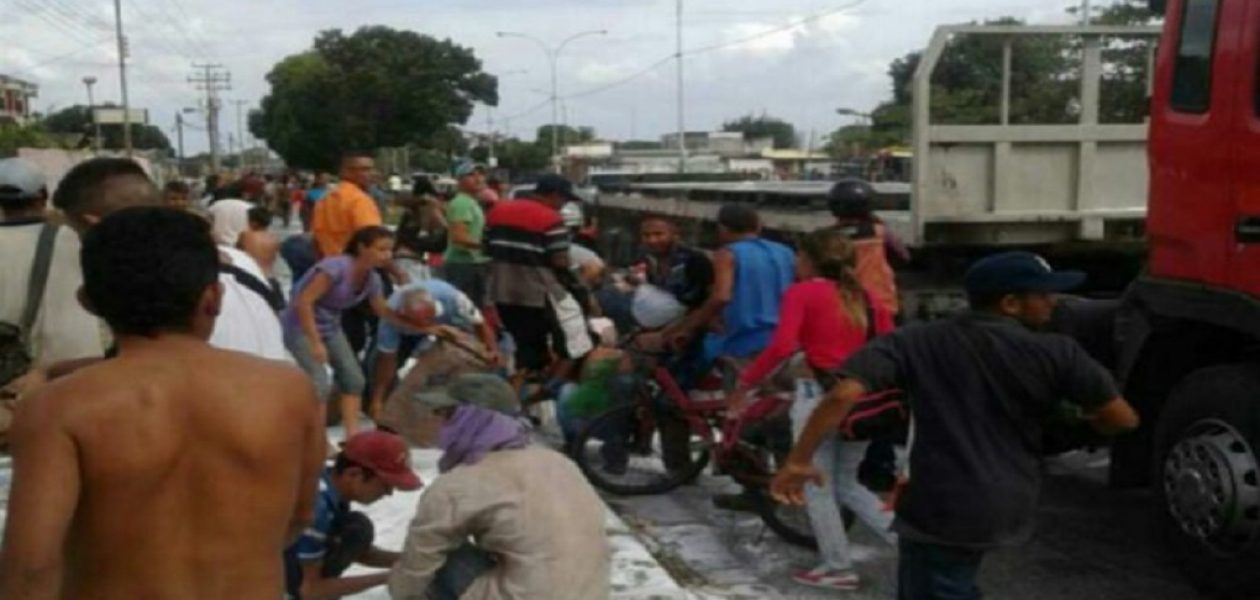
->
[[732, 228, 895, 591]]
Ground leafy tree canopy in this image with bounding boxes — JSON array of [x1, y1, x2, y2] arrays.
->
[[535, 124, 596, 147], [826, 1, 1158, 157], [43, 104, 172, 152], [252, 26, 498, 171], [721, 113, 797, 149]]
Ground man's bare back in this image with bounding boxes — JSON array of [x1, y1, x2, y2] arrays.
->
[[239, 230, 279, 278], [1, 337, 324, 600]]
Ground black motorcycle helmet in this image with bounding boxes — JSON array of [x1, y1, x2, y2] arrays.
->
[[827, 178, 875, 220]]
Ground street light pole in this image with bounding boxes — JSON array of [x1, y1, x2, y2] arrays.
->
[[233, 99, 247, 170], [176, 111, 185, 168], [497, 29, 606, 172], [676, 0, 687, 174], [112, 0, 132, 157], [82, 76, 101, 152]]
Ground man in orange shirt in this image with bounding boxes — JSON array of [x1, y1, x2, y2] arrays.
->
[[313, 153, 382, 258]]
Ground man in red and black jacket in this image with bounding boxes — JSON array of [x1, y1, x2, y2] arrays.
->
[[485, 174, 593, 387]]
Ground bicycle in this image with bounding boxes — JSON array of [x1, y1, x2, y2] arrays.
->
[[565, 337, 822, 548]]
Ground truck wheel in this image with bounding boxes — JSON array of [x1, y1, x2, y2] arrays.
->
[[1153, 364, 1260, 598]]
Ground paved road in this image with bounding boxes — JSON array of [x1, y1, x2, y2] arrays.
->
[[604, 450, 1206, 600]]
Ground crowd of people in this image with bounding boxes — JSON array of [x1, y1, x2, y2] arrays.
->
[[0, 150, 1144, 600]]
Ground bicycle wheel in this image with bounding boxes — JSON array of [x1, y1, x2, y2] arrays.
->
[[570, 402, 712, 496]]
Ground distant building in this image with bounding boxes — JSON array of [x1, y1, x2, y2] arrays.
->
[[568, 131, 832, 180], [0, 75, 38, 125], [659, 131, 773, 156]]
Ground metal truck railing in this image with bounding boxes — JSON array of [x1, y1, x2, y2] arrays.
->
[[911, 24, 1162, 246]]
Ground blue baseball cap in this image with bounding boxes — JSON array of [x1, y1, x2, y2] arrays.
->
[[963, 251, 1085, 295], [452, 159, 485, 179]]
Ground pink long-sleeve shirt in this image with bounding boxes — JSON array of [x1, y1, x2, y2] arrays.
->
[[738, 278, 895, 388]]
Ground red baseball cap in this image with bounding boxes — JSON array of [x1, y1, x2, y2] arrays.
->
[[342, 431, 423, 491]]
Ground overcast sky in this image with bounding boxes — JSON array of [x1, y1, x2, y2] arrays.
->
[[5, 0, 1086, 155]]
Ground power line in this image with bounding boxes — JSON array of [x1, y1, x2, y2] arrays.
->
[[557, 1, 866, 102], [10, 38, 113, 76], [151, 0, 217, 58], [498, 97, 554, 122], [683, 0, 865, 57], [562, 56, 675, 101], [129, 0, 211, 60], [47, 0, 113, 30], [13, 0, 101, 45], [122, 0, 203, 62]]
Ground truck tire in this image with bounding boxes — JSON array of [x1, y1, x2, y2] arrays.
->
[[1153, 364, 1260, 599]]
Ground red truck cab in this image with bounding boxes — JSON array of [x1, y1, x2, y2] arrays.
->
[[1115, 0, 1260, 596]]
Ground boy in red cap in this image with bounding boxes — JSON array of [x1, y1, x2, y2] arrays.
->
[[285, 430, 422, 600]]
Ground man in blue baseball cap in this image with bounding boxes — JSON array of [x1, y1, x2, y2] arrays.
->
[[772, 251, 1140, 599]]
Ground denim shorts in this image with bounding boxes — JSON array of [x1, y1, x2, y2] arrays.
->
[[286, 329, 366, 398]]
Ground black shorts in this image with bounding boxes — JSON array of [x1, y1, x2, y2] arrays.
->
[[497, 303, 566, 372], [443, 262, 489, 307]]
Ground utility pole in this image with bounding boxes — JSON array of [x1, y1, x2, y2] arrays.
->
[[233, 99, 248, 170], [1081, 0, 1092, 25], [82, 76, 102, 152], [486, 108, 496, 167], [112, 0, 132, 156], [189, 64, 230, 172], [675, 0, 687, 174], [175, 111, 185, 170]]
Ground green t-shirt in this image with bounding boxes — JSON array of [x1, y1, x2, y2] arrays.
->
[[444, 193, 487, 263]]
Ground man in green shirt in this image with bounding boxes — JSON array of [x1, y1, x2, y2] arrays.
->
[[443, 160, 490, 307]]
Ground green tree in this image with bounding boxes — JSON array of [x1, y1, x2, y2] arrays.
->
[[1091, 0, 1163, 123], [253, 26, 498, 171], [0, 123, 55, 156], [42, 104, 172, 152], [722, 113, 797, 148], [535, 124, 596, 148], [499, 137, 551, 173]]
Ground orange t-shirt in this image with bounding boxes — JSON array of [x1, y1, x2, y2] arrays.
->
[[311, 182, 382, 257]]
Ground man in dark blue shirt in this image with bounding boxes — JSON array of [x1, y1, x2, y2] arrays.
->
[[285, 430, 422, 600], [634, 214, 715, 311], [772, 251, 1140, 600]]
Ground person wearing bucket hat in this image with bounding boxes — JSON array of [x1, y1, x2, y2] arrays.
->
[[443, 159, 491, 309], [773, 251, 1140, 599], [387, 372, 609, 600], [284, 430, 421, 600]]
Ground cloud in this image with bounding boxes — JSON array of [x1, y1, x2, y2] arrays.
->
[[5, 0, 1087, 154]]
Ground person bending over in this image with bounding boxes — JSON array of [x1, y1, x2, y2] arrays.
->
[[368, 279, 499, 420], [284, 430, 422, 600]]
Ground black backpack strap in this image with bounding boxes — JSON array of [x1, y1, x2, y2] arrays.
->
[[221, 263, 286, 312], [19, 223, 60, 346]]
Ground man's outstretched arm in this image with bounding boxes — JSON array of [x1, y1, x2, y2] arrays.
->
[[0, 390, 81, 600], [770, 379, 868, 506]]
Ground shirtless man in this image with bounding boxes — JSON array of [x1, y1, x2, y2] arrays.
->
[[0, 207, 325, 599]]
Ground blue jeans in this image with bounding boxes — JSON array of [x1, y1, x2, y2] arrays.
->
[[428, 543, 496, 600], [897, 538, 985, 600], [286, 329, 365, 399], [789, 380, 896, 571]]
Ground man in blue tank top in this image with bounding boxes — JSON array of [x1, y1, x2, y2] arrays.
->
[[671, 203, 795, 379]]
